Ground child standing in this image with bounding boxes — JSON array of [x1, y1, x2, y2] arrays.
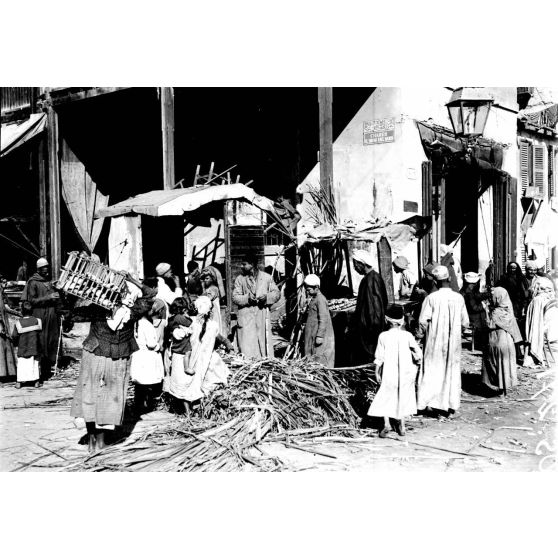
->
[[12, 301, 42, 388], [367, 305, 422, 437], [167, 297, 194, 413], [130, 300, 164, 414]]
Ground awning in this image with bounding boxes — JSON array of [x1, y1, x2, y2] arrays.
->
[[1, 113, 47, 157], [299, 216, 431, 255], [95, 183, 276, 219]]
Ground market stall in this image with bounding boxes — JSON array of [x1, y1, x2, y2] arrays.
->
[[95, 181, 285, 332]]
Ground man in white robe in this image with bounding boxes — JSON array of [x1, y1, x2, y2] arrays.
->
[[416, 265, 469, 415], [155, 262, 183, 305]]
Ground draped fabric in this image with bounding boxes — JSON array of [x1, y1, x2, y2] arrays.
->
[[490, 287, 522, 343], [1, 114, 46, 157], [60, 138, 109, 252]]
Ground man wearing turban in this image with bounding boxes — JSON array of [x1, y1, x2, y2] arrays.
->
[[416, 265, 469, 415], [350, 249, 388, 365]]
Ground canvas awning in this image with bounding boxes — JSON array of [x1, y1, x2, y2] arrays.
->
[[1, 113, 47, 157], [95, 183, 276, 219]]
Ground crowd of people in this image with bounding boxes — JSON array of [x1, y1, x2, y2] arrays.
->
[[299, 250, 558, 439], [1, 249, 557, 450]]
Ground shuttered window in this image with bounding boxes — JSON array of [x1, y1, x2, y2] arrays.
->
[[532, 144, 546, 199], [520, 240, 527, 271], [519, 139, 531, 195], [549, 145, 556, 198]]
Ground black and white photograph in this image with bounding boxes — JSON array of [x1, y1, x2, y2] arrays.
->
[[1, 2, 557, 556], [2, 84, 556, 473]]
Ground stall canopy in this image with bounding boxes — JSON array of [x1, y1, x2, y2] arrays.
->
[[299, 215, 431, 255], [1, 113, 46, 157], [95, 183, 276, 219]]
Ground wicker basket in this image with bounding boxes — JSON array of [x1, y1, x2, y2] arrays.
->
[[55, 252, 127, 309]]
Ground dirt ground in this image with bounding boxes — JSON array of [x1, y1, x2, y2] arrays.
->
[[1, 338, 556, 472]]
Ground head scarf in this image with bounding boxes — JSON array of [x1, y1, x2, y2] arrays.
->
[[393, 256, 409, 270], [155, 262, 171, 276], [200, 266, 225, 297], [491, 287, 522, 343], [352, 249, 374, 268], [431, 265, 449, 281], [195, 295, 212, 317], [304, 274, 321, 287], [121, 281, 143, 308]]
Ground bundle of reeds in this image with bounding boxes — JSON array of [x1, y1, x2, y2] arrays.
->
[[62, 356, 378, 472]]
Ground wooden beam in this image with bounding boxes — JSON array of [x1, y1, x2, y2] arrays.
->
[[160, 87, 175, 190], [48, 87, 129, 106], [46, 99, 62, 279], [318, 87, 333, 200], [37, 135, 48, 257]]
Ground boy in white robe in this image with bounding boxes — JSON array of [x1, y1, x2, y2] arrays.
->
[[368, 305, 422, 437]]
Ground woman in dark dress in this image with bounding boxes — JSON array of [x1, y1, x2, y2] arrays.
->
[[460, 272, 488, 350], [70, 279, 146, 452], [497, 262, 529, 322]]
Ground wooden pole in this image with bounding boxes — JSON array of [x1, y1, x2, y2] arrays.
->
[[160, 87, 175, 190], [37, 135, 48, 258], [45, 91, 62, 279], [318, 87, 333, 200]]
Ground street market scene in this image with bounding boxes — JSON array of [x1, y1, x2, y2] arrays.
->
[[1, 86, 557, 472]]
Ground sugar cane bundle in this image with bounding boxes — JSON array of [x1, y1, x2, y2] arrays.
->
[[55, 252, 127, 310], [62, 356, 378, 472]]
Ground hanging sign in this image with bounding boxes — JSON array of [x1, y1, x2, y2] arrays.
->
[[363, 118, 395, 145]]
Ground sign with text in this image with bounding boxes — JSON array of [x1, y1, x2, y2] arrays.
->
[[363, 118, 395, 145]]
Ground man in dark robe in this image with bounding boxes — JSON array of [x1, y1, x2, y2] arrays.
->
[[351, 249, 388, 365], [21, 258, 62, 378]]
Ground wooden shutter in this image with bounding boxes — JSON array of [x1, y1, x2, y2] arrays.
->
[[520, 242, 527, 271], [532, 144, 546, 199], [519, 139, 531, 195], [549, 145, 556, 198]]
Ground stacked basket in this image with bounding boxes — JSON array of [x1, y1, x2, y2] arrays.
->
[[55, 252, 127, 310]]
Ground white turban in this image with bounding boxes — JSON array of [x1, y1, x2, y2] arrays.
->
[[195, 295, 213, 316], [36, 257, 49, 268], [304, 274, 321, 287], [352, 249, 374, 268], [156, 262, 171, 276], [525, 260, 538, 270], [463, 272, 481, 284], [431, 265, 449, 280]]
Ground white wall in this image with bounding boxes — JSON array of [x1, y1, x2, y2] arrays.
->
[[298, 86, 519, 288]]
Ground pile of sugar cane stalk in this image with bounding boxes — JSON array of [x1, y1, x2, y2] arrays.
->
[[61, 356, 378, 472]]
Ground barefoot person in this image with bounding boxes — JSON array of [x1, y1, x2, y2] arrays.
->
[[70, 281, 143, 452], [367, 305, 422, 438], [416, 265, 469, 417]]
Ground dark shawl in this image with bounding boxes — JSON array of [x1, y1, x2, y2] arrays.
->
[[489, 287, 522, 343], [352, 269, 388, 363]]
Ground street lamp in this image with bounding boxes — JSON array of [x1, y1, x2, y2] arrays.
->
[[446, 87, 493, 140]]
